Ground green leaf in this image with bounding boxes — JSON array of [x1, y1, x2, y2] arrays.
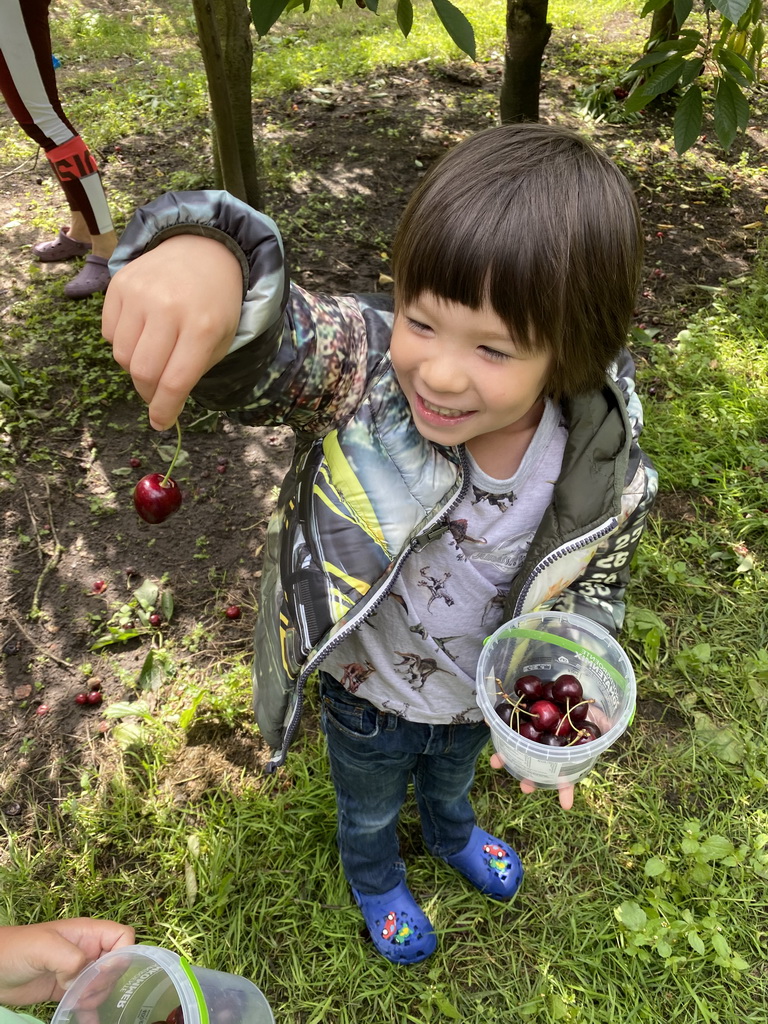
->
[[690, 860, 713, 885], [178, 690, 206, 730], [160, 588, 175, 621], [723, 74, 750, 129], [546, 994, 569, 1020], [625, 56, 686, 112], [103, 699, 151, 720], [615, 900, 648, 931], [644, 856, 667, 877], [655, 938, 673, 958], [730, 954, 749, 970], [674, 84, 703, 154], [134, 579, 160, 611], [687, 930, 706, 954], [631, 36, 698, 70], [111, 721, 147, 750], [641, 0, 673, 14], [698, 835, 736, 861], [712, 0, 750, 22], [693, 712, 746, 765], [156, 445, 189, 467], [711, 931, 731, 958], [714, 77, 740, 149], [90, 628, 145, 651], [137, 649, 168, 692], [680, 57, 704, 86], [249, 0, 291, 36], [748, 677, 768, 711], [395, 0, 413, 36], [430, 0, 476, 59], [433, 995, 461, 1019], [719, 46, 756, 85], [674, 0, 694, 21]]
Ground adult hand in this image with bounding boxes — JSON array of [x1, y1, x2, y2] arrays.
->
[[0, 918, 135, 1005], [103, 234, 242, 431], [489, 752, 576, 810]]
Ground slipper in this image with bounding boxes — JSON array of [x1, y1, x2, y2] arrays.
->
[[352, 881, 437, 964], [441, 826, 523, 901], [64, 255, 110, 299], [33, 226, 92, 262]]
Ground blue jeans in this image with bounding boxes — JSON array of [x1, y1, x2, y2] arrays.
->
[[319, 673, 491, 894]]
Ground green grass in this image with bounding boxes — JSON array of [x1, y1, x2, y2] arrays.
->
[[2, 2, 768, 1023]]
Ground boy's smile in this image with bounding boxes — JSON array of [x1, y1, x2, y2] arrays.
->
[[390, 293, 554, 472]]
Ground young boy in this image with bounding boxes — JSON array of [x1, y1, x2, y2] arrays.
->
[[104, 123, 657, 964]]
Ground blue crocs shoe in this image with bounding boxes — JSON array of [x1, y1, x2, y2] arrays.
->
[[441, 826, 523, 901], [352, 880, 437, 964]]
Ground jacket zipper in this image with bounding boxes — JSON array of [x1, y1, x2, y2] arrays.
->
[[512, 517, 619, 617], [266, 448, 470, 772]]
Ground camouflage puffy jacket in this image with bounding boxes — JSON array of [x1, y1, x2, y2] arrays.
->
[[112, 191, 659, 771]]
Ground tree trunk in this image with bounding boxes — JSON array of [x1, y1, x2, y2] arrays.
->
[[500, 0, 552, 123], [191, 0, 261, 209], [213, 0, 261, 209]]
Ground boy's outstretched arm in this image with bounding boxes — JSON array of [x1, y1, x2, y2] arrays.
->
[[103, 234, 242, 431], [0, 919, 135, 1005]]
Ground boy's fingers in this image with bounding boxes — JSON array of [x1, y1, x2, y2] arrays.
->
[[557, 785, 575, 810]]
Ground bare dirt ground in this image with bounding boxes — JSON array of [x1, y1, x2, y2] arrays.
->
[[1, 28, 766, 817]]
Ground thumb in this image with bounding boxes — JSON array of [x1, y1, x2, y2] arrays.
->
[[37, 932, 89, 991]]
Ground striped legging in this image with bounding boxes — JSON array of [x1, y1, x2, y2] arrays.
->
[[0, 0, 113, 235]]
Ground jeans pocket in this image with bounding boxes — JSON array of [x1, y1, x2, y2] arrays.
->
[[321, 686, 381, 740]]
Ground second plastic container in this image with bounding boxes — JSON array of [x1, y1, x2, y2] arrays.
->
[[50, 944, 274, 1024], [476, 610, 636, 788]]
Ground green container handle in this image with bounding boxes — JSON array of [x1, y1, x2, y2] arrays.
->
[[179, 957, 209, 1024], [499, 627, 635, 725]]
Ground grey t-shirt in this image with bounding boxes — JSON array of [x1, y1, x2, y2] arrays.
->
[[323, 399, 568, 723]]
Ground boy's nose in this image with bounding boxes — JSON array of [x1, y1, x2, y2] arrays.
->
[[419, 354, 467, 395]]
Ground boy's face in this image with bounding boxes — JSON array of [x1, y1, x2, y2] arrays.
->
[[390, 293, 554, 456]]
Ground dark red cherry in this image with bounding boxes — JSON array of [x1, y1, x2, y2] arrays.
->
[[133, 473, 182, 524], [518, 721, 543, 741], [495, 701, 516, 726], [540, 733, 568, 746], [552, 674, 583, 703], [578, 720, 603, 741], [565, 698, 592, 723], [514, 674, 544, 699], [529, 699, 561, 733], [553, 714, 574, 738], [541, 680, 556, 701]]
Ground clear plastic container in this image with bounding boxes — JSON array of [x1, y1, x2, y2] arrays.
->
[[476, 611, 636, 788], [50, 944, 274, 1024]]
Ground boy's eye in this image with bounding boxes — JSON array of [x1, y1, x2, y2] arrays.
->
[[480, 345, 512, 362], [405, 317, 431, 333]]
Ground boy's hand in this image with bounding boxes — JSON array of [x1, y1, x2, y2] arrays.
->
[[103, 235, 242, 431], [0, 918, 135, 1005], [489, 752, 575, 810]]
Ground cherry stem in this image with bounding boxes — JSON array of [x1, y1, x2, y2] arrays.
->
[[567, 730, 589, 746], [160, 420, 182, 487], [495, 683, 534, 716], [565, 697, 595, 730]]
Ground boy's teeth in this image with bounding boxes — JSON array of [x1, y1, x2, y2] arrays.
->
[[424, 398, 464, 417]]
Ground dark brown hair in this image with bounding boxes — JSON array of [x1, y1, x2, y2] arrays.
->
[[392, 123, 643, 398]]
